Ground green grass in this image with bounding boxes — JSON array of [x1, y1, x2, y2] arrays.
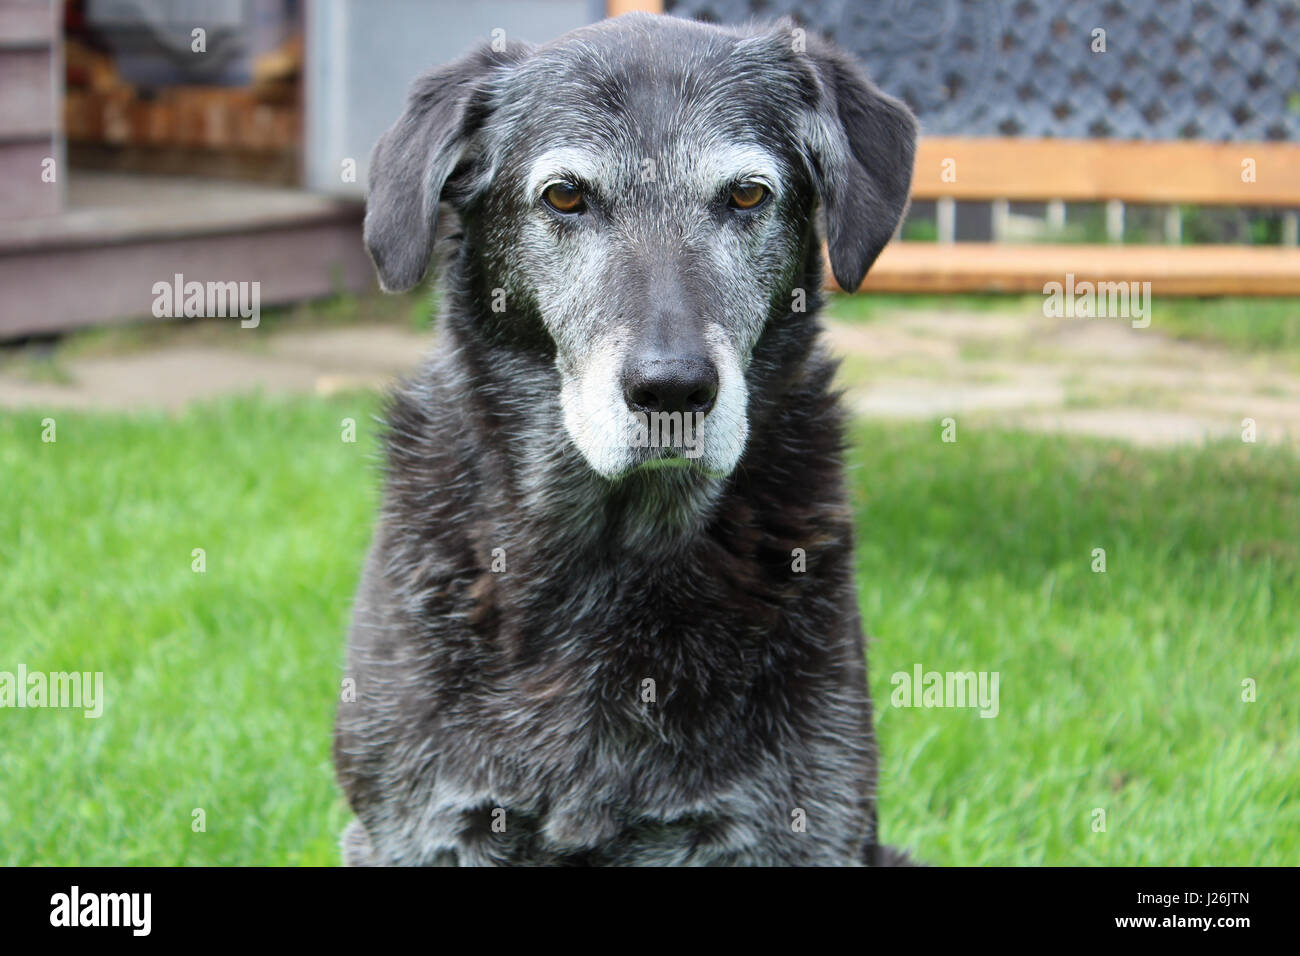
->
[[824, 291, 1042, 323], [1, 396, 1297, 864], [826, 291, 1300, 360], [0, 394, 381, 865], [1153, 297, 1300, 356], [33, 288, 435, 362], [852, 425, 1300, 864]]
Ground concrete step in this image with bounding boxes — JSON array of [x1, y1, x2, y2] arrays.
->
[[1, 172, 372, 337]]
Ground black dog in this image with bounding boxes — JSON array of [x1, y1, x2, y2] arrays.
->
[[334, 12, 917, 865]]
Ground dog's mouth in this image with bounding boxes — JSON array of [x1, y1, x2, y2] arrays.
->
[[620, 442, 737, 481], [633, 450, 696, 472]]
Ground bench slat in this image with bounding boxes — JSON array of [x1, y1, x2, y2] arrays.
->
[[912, 138, 1300, 206], [839, 242, 1300, 296]]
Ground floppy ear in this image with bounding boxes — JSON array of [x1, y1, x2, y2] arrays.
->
[[802, 36, 917, 292], [364, 44, 526, 292]]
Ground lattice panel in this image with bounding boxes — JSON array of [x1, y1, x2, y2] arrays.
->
[[664, 0, 1300, 141]]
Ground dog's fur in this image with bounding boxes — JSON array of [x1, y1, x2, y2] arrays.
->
[[334, 12, 917, 865]]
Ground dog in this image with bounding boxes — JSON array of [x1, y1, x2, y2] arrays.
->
[[334, 11, 917, 866]]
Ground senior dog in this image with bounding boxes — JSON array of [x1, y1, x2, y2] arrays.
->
[[334, 11, 917, 865]]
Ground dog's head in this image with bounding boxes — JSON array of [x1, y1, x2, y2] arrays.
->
[[365, 13, 915, 480]]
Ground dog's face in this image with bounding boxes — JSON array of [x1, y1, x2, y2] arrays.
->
[[365, 14, 915, 480]]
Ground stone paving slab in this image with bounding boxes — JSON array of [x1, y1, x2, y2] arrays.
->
[[1, 311, 1297, 448]]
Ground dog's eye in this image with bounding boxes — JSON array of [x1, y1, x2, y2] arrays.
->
[[729, 182, 769, 210], [543, 182, 585, 214]]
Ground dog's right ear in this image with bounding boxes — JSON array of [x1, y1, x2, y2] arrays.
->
[[364, 43, 527, 292]]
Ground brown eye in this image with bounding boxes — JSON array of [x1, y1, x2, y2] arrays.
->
[[543, 182, 585, 213], [729, 182, 769, 210]]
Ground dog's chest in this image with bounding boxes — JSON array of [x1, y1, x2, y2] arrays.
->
[[438, 724, 803, 865], [356, 473, 869, 865], [421, 551, 855, 862]]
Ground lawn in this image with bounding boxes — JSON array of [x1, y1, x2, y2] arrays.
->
[[1, 393, 1296, 865], [826, 292, 1300, 359]]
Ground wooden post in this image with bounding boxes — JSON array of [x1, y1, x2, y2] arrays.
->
[[607, 0, 664, 15], [936, 197, 956, 244], [0, 0, 62, 219], [991, 198, 1010, 241], [1106, 199, 1125, 243], [1046, 198, 1066, 231], [1164, 205, 1182, 244]]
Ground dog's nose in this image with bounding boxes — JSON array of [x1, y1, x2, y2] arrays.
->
[[622, 356, 719, 417]]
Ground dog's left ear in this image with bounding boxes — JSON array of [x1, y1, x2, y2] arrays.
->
[[799, 34, 917, 292]]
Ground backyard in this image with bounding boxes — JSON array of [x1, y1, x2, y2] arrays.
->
[[1, 293, 1297, 865]]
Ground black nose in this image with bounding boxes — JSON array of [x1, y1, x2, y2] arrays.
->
[[622, 356, 719, 417]]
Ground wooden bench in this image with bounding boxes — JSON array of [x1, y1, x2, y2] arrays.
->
[[854, 137, 1300, 296]]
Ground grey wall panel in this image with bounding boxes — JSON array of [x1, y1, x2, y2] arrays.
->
[[305, 0, 603, 195]]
